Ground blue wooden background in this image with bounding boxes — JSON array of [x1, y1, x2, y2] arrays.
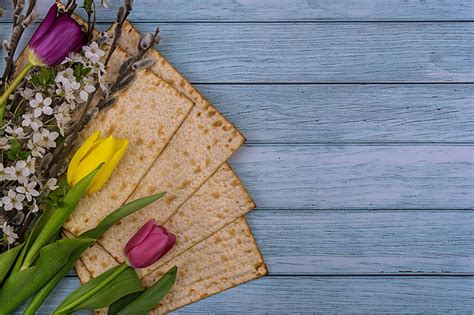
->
[[1, 0, 474, 313]]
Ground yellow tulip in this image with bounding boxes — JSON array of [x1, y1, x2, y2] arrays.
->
[[67, 131, 128, 194]]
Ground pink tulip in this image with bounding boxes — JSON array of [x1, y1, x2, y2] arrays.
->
[[28, 4, 87, 67], [124, 220, 176, 268], [1, 4, 87, 124]]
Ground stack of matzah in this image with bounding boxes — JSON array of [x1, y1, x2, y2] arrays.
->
[[63, 21, 267, 314]]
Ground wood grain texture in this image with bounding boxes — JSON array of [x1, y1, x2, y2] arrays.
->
[[64, 210, 474, 276], [173, 276, 474, 314], [196, 84, 474, 143], [1, 23, 473, 83], [54, 207, 473, 314], [3, 0, 474, 313], [22, 276, 474, 314], [230, 145, 474, 209], [1, 0, 473, 22], [247, 210, 474, 274]]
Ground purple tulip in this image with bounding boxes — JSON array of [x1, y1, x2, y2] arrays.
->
[[28, 4, 86, 67], [125, 220, 176, 268]]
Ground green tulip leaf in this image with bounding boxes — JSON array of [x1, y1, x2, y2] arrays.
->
[[81, 191, 166, 239], [0, 237, 94, 314], [53, 264, 144, 314], [25, 191, 166, 314], [108, 292, 143, 315], [12, 174, 67, 274], [21, 165, 102, 270], [117, 266, 177, 315], [0, 244, 23, 284], [23, 243, 86, 315], [12, 204, 56, 274], [12, 177, 68, 274]]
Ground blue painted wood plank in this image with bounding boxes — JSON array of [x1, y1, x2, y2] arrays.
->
[[229, 145, 474, 209], [246, 210, 474, 274], [1, 23, 473, 83], [196, 84, 474, 143], [173, 276, 474, 314], [3, 2, 474, 313], [115, 22, 474, 83], [26, 276, 474, 314], [2, 0, 473, 22], [62, 210, 473, 276]]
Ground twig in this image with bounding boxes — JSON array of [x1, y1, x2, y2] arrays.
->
[[103, 0, 132, 67], [2, 0, 38, 85], [98, 26, 160, 111]]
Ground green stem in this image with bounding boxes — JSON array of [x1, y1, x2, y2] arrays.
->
[[20, 165, 101, 270], [54, 263, 129, 314], [23, 249, 85, 315], [0, 62, 34, 125]]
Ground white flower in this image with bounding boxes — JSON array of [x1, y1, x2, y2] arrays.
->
[[22, 112, 43, 131], [12, 160, 31, 184], [55, 68, 80, 90], [98, 71, 108, 93], [3, 165, 16, 181], [83, 42, 105, 64], [0, 163, 7, 181], [2, 222, 18, 245], [56, 87, 77, 104], [79, 84, 96, 102], [0, 138, 10, 150], [54, 103, 72, 136], [0, 163, 13, 181], [56, 102, 72, 117], [20, 87, 35, 99], [32, 129, 59, 148], [55, 115, 70, 136], [31, 200, 40, 213], [27, 140, 46, 158], [95, 61, 106, 77], [30, 93, 53, 117], [45, 178, 59, 191], [16, 181, 39, 202], [63, 52, 86, 65], [2, 190, 25, 211], [5, 126, 26, 139], [26, 156, 36, 174]]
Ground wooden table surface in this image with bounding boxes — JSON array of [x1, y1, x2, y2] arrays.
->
[[2, 0, 474, 313]]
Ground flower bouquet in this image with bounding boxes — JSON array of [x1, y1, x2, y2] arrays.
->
[[1, 1, 266, 314]]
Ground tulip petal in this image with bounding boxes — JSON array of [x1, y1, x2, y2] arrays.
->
[[30, 4, 58, 45], [124, 220, 155, 254], [125, 224, 176, 269], [165, 232, 177, 252], [67, 131, 101, 186], [127, 235, 166, 269], [87, 138, 128, 193], [29, 14, 87, 66], [72, 136, 117, 188]]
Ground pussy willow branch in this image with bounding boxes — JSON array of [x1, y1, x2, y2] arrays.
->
[[2, 0, 37, 85], [48, 26, 161, 176], [97, 26, 160, 112], [45, 1, 159, 179], [86, 2, 96, 41], [103, 0, 132, 67]]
